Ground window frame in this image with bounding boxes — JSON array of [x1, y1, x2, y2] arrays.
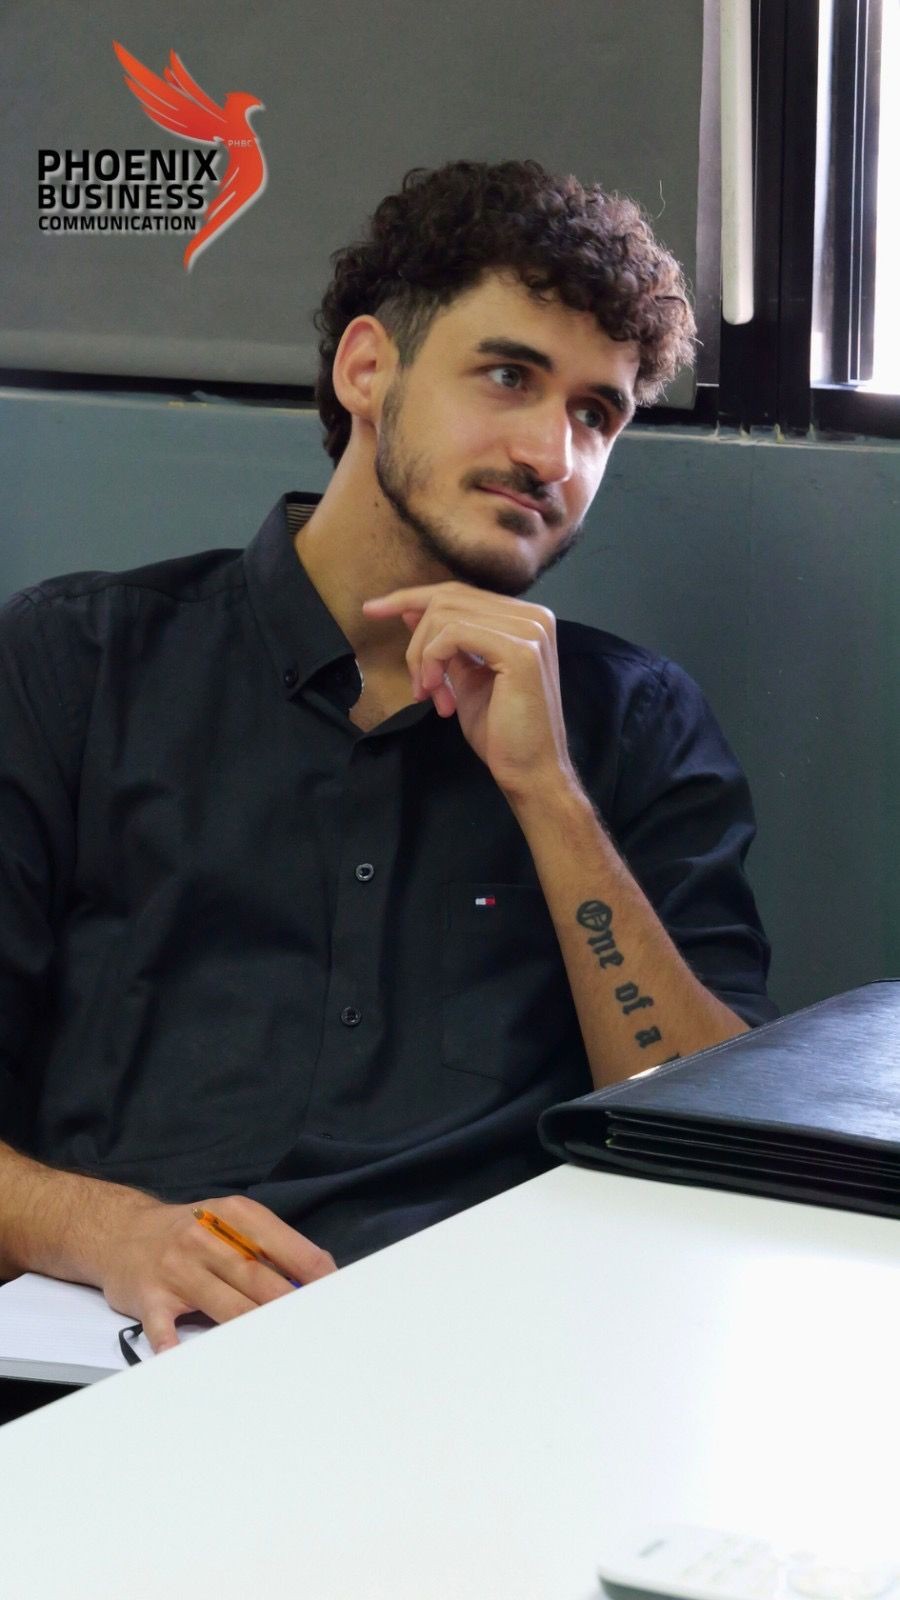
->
[[641, 0, 899, 440]]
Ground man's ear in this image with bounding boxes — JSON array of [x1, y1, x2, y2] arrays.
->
[[332, 316, 397, 426]]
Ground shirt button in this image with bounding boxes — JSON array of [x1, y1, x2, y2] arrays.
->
[[340, 1005, 362, 1027], [355, 862, 375, 882], [282, 665, 298, 689]]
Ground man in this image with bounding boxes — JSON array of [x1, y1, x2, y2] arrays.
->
[[0, 160, 776, 1352]]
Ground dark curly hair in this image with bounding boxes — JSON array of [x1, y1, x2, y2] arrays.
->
[[313, 159, 697, 465]]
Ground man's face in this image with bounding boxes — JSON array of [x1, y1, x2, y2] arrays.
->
[[372, 271, 639, 596]]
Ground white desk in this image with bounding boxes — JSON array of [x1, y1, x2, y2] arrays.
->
[[0, 1167, 897, 1599]]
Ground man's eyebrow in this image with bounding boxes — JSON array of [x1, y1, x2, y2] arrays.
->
[[472, 337, 636, 424]]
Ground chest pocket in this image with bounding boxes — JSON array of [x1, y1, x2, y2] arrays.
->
[[440, 882, 582, 1086]]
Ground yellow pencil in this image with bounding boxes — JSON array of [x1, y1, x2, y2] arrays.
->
[[192, 1207, 301, 1288]]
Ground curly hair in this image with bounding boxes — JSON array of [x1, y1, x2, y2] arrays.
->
[[313, 159, 697, 466]]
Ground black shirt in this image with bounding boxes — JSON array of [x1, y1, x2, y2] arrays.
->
[[0, 493, 776, 1264]]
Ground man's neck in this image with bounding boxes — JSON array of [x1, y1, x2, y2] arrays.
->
[[293, 457, 447, 680]]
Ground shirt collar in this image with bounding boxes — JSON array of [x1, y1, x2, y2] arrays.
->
[[243, 492, 363, 708]]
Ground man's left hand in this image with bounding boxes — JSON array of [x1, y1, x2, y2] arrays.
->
[[362, 583, 577, 801]]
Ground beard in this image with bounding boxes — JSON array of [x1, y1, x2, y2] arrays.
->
[[373, 376, 586, 596]]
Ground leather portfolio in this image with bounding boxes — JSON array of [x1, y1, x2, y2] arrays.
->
[[538, 982, 900, 1218]]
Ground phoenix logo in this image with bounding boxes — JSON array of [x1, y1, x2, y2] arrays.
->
[[112, 41, 266, 270]]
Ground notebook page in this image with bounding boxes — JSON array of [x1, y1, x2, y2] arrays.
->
[[0, 1272, 133, 1383], [0, 1271, 218, 1384]]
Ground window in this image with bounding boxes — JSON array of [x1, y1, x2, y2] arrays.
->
[[645, 0, 899, 440], [861, 0, 899, 394], [811, 0, 898, 431]]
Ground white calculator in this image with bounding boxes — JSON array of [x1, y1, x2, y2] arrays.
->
[[597, 1524, 897, 1600]]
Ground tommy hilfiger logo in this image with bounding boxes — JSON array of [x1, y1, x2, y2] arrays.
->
[[474, 896, 497, 907]]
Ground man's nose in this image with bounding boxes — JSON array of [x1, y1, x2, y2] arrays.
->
[[507, 402, 574, 486]]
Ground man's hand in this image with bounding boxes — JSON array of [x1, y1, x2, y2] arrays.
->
[[362, 583, 576, 802], [98, 1192, 336, 1354], [363, 585, 751, 1090]]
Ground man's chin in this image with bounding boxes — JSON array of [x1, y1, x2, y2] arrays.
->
[[436, 542, 538, 597], [399, 506, 539, 594], [441, 526, 583, 595]]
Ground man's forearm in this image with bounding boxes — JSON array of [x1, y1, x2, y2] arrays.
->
[[0, 1140, 336, 1349], [0, 1140, 155, 1285], [509, 776, 748, 1089]]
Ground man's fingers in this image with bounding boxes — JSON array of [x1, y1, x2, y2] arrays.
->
[[194, 1241, 296, 1305], [100, 1198, 336, 1361], [140, 1303, 183, 1355], [410, 615, 548, 689], [365, 585, 556, 636], [189, 1277, 259, 1326], [367, 591, 557, 677], [365, 587, 556, 710], [254, 1234, 337, 1286], [208, 1196, 338, 1286], [141, 1277, 259, 1352], [420, 622, 541, 693]]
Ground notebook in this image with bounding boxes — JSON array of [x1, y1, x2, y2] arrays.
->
[[0, 1272, 205, 1384]]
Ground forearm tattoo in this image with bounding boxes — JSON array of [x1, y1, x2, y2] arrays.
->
[[576, 899, 664, 1052]]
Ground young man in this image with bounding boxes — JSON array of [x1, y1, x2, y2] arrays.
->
[[0, 161, 775, 1351]]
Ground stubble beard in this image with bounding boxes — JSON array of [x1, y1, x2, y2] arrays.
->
[[373, 377, 586, 597]]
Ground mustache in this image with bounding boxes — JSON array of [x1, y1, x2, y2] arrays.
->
[[473, 477, 565, 524]]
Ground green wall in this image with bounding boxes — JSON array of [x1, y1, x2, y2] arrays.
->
[[3, 387, 898, 1012]]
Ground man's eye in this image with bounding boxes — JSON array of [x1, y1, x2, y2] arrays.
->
[[486, 370, 609, 433], [487, 364, 526, 389], [574, 404, 609, 434]]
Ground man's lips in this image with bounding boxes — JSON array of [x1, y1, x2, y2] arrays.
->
[[479, 486, 547, 519]]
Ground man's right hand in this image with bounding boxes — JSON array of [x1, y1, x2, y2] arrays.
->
[[0, 1143, 336, 1349], [98, 1192, 337, 1353]]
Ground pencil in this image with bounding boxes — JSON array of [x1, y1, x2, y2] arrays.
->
[[192, 1207, 301, 1288]]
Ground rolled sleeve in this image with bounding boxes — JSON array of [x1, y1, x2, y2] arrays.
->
[[614, 659, 777, 1028]]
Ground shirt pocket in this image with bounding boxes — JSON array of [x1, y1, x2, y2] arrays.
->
[[440, 882, 580, 1086]]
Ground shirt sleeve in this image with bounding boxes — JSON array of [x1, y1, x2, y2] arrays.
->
[[612, 658, 778, 1028], [0, 590, 82, 1143]]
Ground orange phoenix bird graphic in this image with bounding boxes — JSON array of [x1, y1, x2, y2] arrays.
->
[[113, 41, 266, 270]]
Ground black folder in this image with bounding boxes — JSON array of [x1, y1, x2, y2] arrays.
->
[[538, 982, 900, 1219]]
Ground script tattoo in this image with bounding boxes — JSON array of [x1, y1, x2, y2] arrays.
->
[[576, 899, 623, 968], [576, 899, 664, 1051]]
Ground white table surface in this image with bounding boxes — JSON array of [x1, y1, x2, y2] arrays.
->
[[0, 1166, 897, 1599]]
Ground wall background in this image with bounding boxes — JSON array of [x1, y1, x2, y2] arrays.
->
[[3, 386, 897, 1015], [1, 0, 701, 407]]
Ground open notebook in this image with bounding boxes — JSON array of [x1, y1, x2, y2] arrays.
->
[[0, 1272, 207, 1384]]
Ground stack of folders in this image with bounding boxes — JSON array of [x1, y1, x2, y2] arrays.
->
[[538, 982, 900, 1219]]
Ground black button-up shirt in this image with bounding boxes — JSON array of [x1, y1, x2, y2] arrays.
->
[[0, 494, 776, 1264]]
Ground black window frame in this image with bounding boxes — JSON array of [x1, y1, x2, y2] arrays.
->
[[644, 0, 898, 441]]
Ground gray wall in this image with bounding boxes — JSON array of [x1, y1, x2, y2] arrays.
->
[[2, 386, 898, 1014], [1, 0, 701, 408]]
